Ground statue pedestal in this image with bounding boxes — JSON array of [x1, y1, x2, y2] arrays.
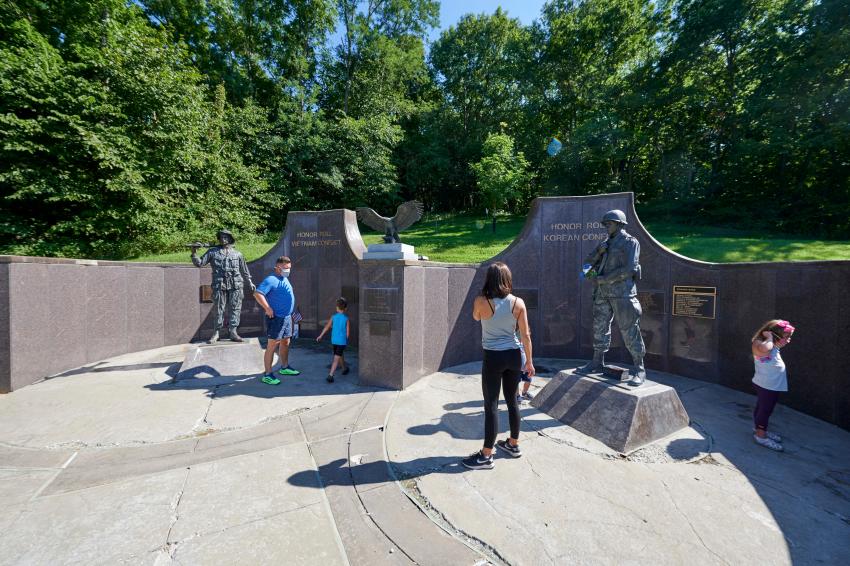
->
[[362, 243, 419, 260], [175, 340, 265, 385], [531, 369, 689, 453]]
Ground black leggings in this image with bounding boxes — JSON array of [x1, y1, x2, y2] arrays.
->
[[481, 348, 522, 449]]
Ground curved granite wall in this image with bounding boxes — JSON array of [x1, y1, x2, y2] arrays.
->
[[2, 197, 848, 431], [243, 208, 365, 344], [358, 193, 850, 430], [0, 208, 364, 393]]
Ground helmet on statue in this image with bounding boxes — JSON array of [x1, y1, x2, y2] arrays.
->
[[600, 210, 628, 225]]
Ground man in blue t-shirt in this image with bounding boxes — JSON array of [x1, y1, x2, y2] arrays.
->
[[253, 256, 299, 384]]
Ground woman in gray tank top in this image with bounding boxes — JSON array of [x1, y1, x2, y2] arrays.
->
[[462, 262, 535, 470]]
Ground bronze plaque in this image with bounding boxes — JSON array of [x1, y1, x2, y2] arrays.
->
[[369, 319, 391, 336], [672, 286, 716, 319], [199, 285, 213, 303], [363, 288, 397, 314]]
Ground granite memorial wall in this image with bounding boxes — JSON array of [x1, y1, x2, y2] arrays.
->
[[0, 208, 364, 392], [1, 195, 847, 432], [0, 256, 215, 391], [357, 193, 850, 431]]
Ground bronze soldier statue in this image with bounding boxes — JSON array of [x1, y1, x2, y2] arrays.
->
[[190, 230, 255, 344], [578, 210, 646, 386]]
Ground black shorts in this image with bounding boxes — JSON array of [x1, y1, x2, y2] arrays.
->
[[332, 344, 346, 356]]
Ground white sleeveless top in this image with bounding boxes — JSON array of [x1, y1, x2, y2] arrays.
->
[[481, 295, 522, 351], [752, 347, 788, 392]]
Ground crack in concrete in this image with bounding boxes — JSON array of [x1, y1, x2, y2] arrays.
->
[[532, 429, 621, 461], [461, 472, 558, 566], [191, 385, 220, 434], [161, 466, 192, 560], [152, 501, 328, 558], [341, 395, 420, 564], [393, 475, 505, 566], [659, 477, 730, 565]]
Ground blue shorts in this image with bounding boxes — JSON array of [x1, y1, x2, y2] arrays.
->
[[520, 348, 531, 383], [266, 316, 292, 340]]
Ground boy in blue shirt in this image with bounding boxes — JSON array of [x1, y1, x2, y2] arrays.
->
[[253, 256, 300, 385], [316, 297, 350, 383]]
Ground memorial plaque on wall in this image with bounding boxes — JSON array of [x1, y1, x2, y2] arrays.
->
[[672, 286, 716, 319], [199, 285, 213, 303], [363, 288, 397, 314], [369, 319, 391, 336]]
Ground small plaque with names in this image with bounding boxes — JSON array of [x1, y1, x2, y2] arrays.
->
[[199, 285, 213, 303], [672, 286, 716, 319], [363, 288, 397, 314], [369, 319, 391, 336]]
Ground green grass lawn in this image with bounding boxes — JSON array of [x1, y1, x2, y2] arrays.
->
[[130, 237, 281, 264], [128, 214, 848, 264]]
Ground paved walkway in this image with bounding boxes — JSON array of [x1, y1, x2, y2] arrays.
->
[[0, 341, 848, 565]]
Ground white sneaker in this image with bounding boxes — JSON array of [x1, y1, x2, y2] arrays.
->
[[754, 434, 783, 451], [753, 429, 781, 442]]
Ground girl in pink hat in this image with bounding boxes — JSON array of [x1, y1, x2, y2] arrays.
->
[[751, 319, 796, 451]]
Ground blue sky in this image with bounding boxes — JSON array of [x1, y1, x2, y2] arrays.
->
[[327, 1, 548, 49], [433, 1, 547, 39]]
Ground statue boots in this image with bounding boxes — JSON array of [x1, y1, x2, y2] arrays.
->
[[629, 358, 646, 386], [577, 351, 605, 374], [207, 330, 220, 345], [229, 328, 244, 342]]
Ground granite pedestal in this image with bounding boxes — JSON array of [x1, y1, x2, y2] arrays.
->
[[362, 243, 419, 260], [531, 369, 690, 453], [176, 340, 266, 385]]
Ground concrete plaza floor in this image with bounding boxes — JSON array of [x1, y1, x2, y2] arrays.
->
[[0, 340, 848, 565]]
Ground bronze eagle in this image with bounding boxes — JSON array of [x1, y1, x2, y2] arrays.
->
[[356, 201, 424, 244]]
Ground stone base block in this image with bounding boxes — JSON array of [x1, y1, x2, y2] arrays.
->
[[530, 370, 690, 453], [176, 339, 265, 384], [363, 243, 419, 260]]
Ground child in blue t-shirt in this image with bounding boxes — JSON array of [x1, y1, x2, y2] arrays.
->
[[316, 297, 350, 383]]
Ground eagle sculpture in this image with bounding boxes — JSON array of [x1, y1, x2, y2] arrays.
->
[[356, 201, 424, 244]]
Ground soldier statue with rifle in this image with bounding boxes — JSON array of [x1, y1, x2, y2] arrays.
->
[[577, 210, 646, 386], [188, 230, 255, 344]]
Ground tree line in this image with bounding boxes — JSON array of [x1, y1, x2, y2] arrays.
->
[[1, 0, 847, 258]]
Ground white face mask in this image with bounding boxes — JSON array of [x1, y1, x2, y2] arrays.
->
[[280, 269, 291, 277]]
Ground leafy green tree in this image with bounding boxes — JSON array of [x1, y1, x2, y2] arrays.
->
[[471, 131, 531, 231], [428, 9, 532, 206], [139, 0, 337, 107], [0, 1, 271, 257]]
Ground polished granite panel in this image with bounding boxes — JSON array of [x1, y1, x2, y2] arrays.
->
[[126, 266, 165, 351], [442, 267, 480, 368], [358, 262, 404, 389], [85, 265, 129, 361], [45, 264, 89, 377], [164, 268, 200, 345], [0, 264, 10, 392], [401, 267, 425, 387], [7, 263, 51, 389], [772, 265, 837, 423], [420, 267, 449, 377]]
